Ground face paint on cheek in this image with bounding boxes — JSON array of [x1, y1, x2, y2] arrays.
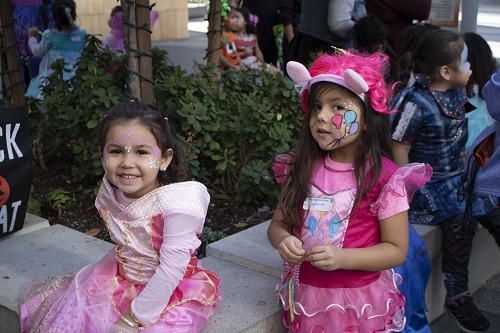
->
[[332, 114, 343, 129], [460, 45, 469, 72], [149, 157, 160, 169]]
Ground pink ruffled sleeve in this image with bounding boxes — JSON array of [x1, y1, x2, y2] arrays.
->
[[371, 163, 433, 220], [272, 153, 295, 184]]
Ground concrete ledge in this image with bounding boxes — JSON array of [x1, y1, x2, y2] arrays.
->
[[0, 220, 285, 333], [0, 224, 114, 333], [207, 221, 282, 278], [0, 213, 50, 241], [2, 216, 498, 331], [200, 256, 285, 333]]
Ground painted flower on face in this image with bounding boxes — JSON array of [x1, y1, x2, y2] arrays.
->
[[150, 157, 160, 169], [152, 146, 161, 158]]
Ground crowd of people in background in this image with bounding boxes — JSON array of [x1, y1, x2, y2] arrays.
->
[[223, 1, 500, 332], [8, 0, 500, 332]]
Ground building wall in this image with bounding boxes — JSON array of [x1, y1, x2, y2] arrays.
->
[[75, 0, 188, 42]]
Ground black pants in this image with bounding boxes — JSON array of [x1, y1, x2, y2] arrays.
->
[[441, 206, 500, 296]]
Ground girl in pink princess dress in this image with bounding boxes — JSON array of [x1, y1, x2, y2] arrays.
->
[[268, 52, 432, 332], [20, 100, 221, 332]]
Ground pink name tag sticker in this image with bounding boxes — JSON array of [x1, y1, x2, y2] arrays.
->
[[303, 197, 332, 211]]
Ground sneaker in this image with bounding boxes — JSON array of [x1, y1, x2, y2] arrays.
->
[[444, 295, 490, 332]]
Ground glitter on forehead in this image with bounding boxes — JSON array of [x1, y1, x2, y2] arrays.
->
[[123, 130, 134, 141]]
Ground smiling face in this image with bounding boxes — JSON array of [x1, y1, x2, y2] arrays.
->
[[309, 84, 365, 161], [101, 120, 172, 199]]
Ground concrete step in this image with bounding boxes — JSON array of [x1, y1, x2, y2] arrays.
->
[[0, 224, 114, 333], [2, 215, 499, 332], [1, 213, 50, 241], [0, 221, 285, 333]]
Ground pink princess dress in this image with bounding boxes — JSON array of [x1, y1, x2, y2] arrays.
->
[[272, 153, 432, 333], [20, 178, 221, 332]]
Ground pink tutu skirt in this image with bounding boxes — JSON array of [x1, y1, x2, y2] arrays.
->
[[20, 249, 221, 332], [278, 268, 406, 333]]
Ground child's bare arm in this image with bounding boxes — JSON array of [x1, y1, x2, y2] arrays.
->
[[253, 35, 265, 63], [268, 207, 305, 264], [392, 140, 411, 167]]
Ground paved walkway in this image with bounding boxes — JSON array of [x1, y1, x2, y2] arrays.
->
[[152, 1, 500, 331]]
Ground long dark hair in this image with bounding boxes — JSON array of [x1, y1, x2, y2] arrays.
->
[[236, 7, 257, 36], [52, 0, 77, 31], [278, 82, 393, 232], [98, 100, 187, 185], [463, 32, 499, 98], [398, 29, 463, 87]]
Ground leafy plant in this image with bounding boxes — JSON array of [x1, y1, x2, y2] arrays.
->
[[28, 35, 302, 208], [155, 62, 302, 205], [28, 35, 127, 187], [44, 188, 75, 218], [27, 185, 41, 216]]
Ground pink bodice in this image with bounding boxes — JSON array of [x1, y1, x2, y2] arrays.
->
[[96, 178, 209, 284]]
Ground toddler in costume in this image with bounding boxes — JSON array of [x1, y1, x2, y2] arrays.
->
[[268, 52, 432, 333], [25, 0, 86, 99], [219, 8, 243, 70], [20, 100, 221, 332], [230, 7, 278, 72]]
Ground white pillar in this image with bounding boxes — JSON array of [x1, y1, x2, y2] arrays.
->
[[460, 0, 479, 33]]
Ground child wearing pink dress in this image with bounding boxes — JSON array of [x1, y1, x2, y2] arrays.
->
[[268, 52, 432, 332], [20, 100, 221, 332]]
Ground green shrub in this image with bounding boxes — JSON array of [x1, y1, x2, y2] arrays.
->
[[28, 36, 302, 207], [29, 35, 126, 187], [155, 63, 302, 205]]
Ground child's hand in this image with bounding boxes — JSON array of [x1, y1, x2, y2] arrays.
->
[[278, 235, 305, 264], [28, 27, 39, 38], [305, 245, 343, 271]]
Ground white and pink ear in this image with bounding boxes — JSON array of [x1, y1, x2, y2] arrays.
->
[[344, 69, 369, 95], [287, 61, 312, 85]]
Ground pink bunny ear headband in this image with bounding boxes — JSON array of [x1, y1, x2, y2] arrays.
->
[[287, 61, 369, 113]]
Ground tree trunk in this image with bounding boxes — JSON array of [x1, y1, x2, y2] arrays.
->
[[0, 0, 25, 107], [122, 0, 140, 100], [136, 0, 154, 104], [206, 0, 221, 66]]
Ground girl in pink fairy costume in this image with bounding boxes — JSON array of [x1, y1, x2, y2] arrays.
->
[[268, 52, 432, 333], [20, 100, 221, 332]]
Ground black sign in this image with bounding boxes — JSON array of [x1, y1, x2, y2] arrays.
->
[[0, 106, 33, 237]]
